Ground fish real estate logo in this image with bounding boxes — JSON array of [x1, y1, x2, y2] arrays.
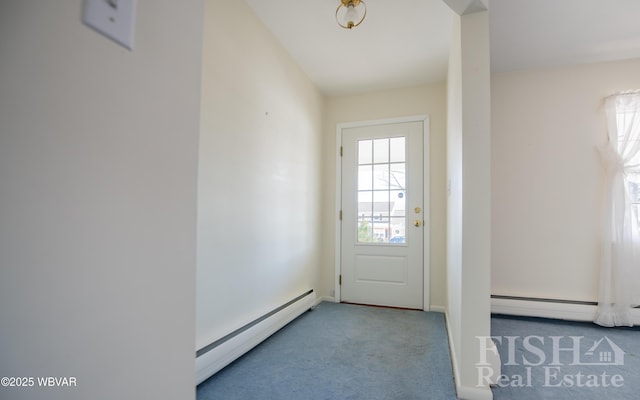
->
[[476, 335, 626, 388]]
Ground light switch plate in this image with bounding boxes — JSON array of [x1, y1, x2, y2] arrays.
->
[[83, 0, 137, 50]]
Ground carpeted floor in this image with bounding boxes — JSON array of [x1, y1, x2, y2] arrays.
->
[[197, 302, 457, 400], [197, 302, 640, 399], [491, 314, 640, 400]]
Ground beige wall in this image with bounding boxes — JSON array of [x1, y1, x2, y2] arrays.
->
[[447, 10, 494, 397], [0, 1, 203, 399], [491, 58, 640, 303], [320, 82, 448, 309], [197, 0, 325, 349]]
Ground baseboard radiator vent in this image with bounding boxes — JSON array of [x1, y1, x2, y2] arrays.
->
[[196, 289, 316, 385], [492, 295, 640, 324], [491, 295, 598, 322]]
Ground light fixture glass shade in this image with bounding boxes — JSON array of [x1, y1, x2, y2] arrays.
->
[[344, 5, 359, 27], [336, 0, 366, 30]]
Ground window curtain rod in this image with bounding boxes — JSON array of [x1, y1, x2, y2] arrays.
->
[[604, 90, 640, 100]]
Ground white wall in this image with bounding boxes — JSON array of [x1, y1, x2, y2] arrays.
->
[[320, 83, 448, 308], [0, 1, 203, 399], [447, 9, 495, 399], [447, 13, 464, 389], [196, 0, 324, 350], [492, 58, 640, 302]]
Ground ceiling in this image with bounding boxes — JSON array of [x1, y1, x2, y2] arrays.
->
[[490, 0, 640, 73], [244, 0, 640, 96]]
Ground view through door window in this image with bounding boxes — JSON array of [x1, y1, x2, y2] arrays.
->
[[357, 137, 406, 244]]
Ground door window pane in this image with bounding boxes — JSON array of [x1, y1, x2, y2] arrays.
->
[[358, 165, 373, 191], [357, 217, 374, 243], [389, 163, 405, 191], [358, 140, 372, 164], [356, 136, 407, 244], [373, 219, 390, 242], [390, 190, 405, 216], [389, 217, 406, 243], [372, 190, 390, 207], [390, 137, 405, 162], [358, 191, 372, 219], [373, 139, 389, 163], [373, 164, 389, 190]]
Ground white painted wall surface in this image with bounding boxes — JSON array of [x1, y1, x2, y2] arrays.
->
[[197, 0, 324, 350], [492, 58, 640, 302], [447, 9, 495, 400], [321, 83, 448, 309], [447, 13, 464, 385], [0, 1, 204, 399]]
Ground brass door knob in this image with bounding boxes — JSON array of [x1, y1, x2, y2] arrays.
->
[[414, 220, 422, 227]]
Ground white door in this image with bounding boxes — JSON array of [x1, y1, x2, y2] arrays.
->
[[340, 120, 425, 309]]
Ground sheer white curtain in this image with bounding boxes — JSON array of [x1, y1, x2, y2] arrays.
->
[[595, 91, 640, 327]]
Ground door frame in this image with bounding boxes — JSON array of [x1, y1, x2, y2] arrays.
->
[[335, 115, 430, 311]]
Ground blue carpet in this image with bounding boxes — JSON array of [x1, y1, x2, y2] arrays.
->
[[197, 302, 457, 400], [491, 315, 640, 400]]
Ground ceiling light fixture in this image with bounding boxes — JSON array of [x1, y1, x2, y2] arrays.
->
[[336, 0, 367, 30]]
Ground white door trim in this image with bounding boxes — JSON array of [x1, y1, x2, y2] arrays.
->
[[335, 115, 430, 310]]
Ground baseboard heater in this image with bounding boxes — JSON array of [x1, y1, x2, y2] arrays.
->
[[195, 289, 316, 385], [491, 295, 640, 323], [491, 295, 598, 322]]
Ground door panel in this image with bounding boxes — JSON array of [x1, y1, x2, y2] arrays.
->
[[355, 255, 407, 284], [340, 120, 425, 309]]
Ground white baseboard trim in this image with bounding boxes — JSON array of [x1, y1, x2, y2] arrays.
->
[[442, 309, 495, 400], [442, 309, 461, 394], [456, 385, 494, 400], [429, 304, 446, 313], [315, 296, 336, 306]]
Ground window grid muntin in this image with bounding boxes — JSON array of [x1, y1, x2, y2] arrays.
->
[[356, 137, 406, 244]]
